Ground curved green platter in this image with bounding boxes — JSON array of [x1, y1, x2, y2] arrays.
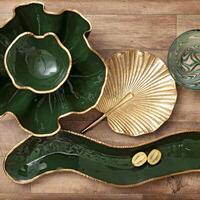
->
[[0, 2, 107, 136], [168, 29, 200, 90], [4, 131, 200, 186]]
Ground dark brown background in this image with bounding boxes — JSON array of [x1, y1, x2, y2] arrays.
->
[[1, 0, 200, 199]]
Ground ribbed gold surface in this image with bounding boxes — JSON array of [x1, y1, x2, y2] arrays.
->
[[96, 50, 177, 136]]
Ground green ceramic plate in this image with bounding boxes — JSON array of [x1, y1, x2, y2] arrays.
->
[[0, 2, 107, 136], [168, 29, 200, 90], [4, 130, 200, 186]]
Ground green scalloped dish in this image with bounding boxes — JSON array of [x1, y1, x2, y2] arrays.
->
[[4, 131, 200, 186], [168, 29, 200, 90], [5, 32, 72, 94], [0, 2, 107, 136]]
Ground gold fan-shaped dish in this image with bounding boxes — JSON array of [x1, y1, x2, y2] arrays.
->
[[82, 50, 177, 136]]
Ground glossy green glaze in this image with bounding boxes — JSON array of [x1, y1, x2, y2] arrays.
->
[[4, 131, 200, 186], [168, 29, 200, 90], [0, 3, 106, 136], [5, 32, 71, 93]]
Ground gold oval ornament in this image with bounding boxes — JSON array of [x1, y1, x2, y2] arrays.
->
[[147, 149, 162, 165], [132, 152, 147, 167], [82, 50, 177, 136]]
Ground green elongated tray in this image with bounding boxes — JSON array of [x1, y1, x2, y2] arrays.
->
[[4, 131, 200, 186]]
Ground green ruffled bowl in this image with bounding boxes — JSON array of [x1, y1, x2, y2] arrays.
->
[[0, 2, 107, 136]]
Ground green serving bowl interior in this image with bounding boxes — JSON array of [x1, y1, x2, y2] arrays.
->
[[4, 32, 72, 94], [167, 29, 200, 90]]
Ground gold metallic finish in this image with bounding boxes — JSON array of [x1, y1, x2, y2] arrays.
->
[[4, 32, 72, 94], [82, 50, 177, 136], [0, 1, 108, 137], [4, 129, 200, 187], [132, 152, 147, 167], [147, 149, 162, 166]]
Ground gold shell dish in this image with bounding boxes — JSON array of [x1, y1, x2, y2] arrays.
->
[[82, 50, 177, 136]]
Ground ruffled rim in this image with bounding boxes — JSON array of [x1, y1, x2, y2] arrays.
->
[[0, 1, 108, 137]]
